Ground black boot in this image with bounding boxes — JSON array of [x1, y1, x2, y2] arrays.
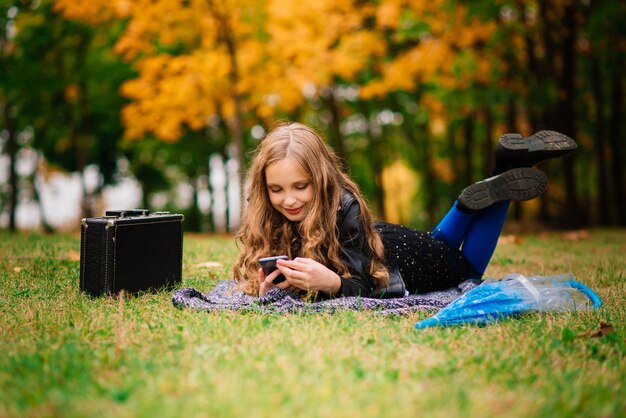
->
[[492, 130, 577, 175], [458, 167, 548, 211]]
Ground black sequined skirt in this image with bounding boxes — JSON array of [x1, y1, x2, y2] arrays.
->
[[375, 222, 474, 294]]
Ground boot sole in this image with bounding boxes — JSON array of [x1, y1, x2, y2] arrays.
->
[[499, 130, 577, 154], [459, 168, 548, 211]]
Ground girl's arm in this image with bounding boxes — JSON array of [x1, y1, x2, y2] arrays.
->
[[333, 196, 377, 297]]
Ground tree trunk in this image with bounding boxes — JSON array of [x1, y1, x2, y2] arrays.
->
[[372, 125, 386, 220], [399, 113, 436, 225], [557, 2, 580, 228], [33, 158, 54, 233], [420, 126, 436, 226], [357, 102, 385, 219], [482, 106, 494, 178], [222, 151, 231, 233], [184, 177, 200, 232], [66, 32, 93, 219], [463, 115, 474, 187], [3, 102, 18, 231], [446, 123, 461, 200], [140, 179, 151, 211], [535, 0, 557, 224], [225, 36, 245, 230], [590, 58, 611, 225], [520, 1, 554, 223], [504, 96, 523, 221], [325, 88, 348, 166], [609, 57, 625, 225], [539, 0, 556, 79], [80, 170, 89, 220], [197, 155, 211, 233], [206, 166, 216, 233], [210, 2, 245, 229]]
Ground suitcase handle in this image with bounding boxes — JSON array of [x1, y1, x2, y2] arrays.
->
[[105, 209, 149, 217]]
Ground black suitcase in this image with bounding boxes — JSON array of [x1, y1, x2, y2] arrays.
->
[[79, 209, 184, 297]]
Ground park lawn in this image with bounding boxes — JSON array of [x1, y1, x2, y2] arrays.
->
[[0, 229, 624, 418]]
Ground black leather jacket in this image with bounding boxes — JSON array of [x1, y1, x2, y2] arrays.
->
[[335, 191, 407, 298]]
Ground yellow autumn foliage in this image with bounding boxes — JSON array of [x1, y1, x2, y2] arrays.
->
[[376, 0, 403, 29], [121, 53, 230, 141], [54, 0, 507, 143], [55, 0, 395, 141], [362, 1, 497, 99], [53, 0, 122, 25]]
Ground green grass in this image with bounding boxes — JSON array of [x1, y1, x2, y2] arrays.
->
[[1, 229, 625, 418]]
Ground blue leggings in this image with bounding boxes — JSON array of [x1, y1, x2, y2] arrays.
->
[[431, 200, 510, 277]]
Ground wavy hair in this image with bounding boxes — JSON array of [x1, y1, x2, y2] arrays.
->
[[232, 122, 389, 296]]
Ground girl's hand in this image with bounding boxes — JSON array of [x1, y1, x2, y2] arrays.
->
[[258, 268, 300, 297], [275, 257, 341, 295]]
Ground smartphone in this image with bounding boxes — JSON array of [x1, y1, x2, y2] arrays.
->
[[258, 255, 289, 284]]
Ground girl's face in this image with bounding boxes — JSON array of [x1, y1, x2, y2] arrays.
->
[[265, 157, 314, 222]]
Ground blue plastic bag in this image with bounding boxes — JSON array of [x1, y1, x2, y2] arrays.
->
[[415, 273, 602, 329]]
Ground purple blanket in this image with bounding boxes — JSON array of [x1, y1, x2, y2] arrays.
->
[[172, 279, 480, 315]]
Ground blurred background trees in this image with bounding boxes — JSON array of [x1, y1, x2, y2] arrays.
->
[[1, 0, 624, 232]]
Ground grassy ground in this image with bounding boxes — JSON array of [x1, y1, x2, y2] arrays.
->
[[0, 229, 624, 418]]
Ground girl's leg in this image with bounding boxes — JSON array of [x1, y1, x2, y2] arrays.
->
[[433, 167, 547, 276], [431, 201, 476, 249], [460, 200, 510, 275]]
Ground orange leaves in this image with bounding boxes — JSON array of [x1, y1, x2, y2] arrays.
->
[[53, 0, 121, 25], [361, 39, 452, 98], [113, 0, 211, 61], [332, 32, 386, 80], [255, 0, 384, 114], [56, 0, 266, 142], [266, 0, 379, 84], [361, 1, 499, 99], [376, 0, 403, 29], [54, 0, 508, 144], [121, 53, 229, 141], [442, 4, 497, 49]]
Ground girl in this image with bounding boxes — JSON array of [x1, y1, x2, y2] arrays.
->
[[232, 122, 576, 299]]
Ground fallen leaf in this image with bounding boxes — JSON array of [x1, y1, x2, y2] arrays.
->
[[193, 261, 223, 269], [538, 232, 552, 240], [498, 235, 523, 245], [590, 322, 615, 338], [68, 250, 81, 262], [560, 230, 590, 242], [579, 322, 615, 339]]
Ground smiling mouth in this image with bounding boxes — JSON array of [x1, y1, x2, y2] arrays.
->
[[285, 207, 303, 215]]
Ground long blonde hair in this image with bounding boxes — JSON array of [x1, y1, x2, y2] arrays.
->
[[232, 122, 389, 295]]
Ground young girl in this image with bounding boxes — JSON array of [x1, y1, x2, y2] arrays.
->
[[232, 122, 576, 299]]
